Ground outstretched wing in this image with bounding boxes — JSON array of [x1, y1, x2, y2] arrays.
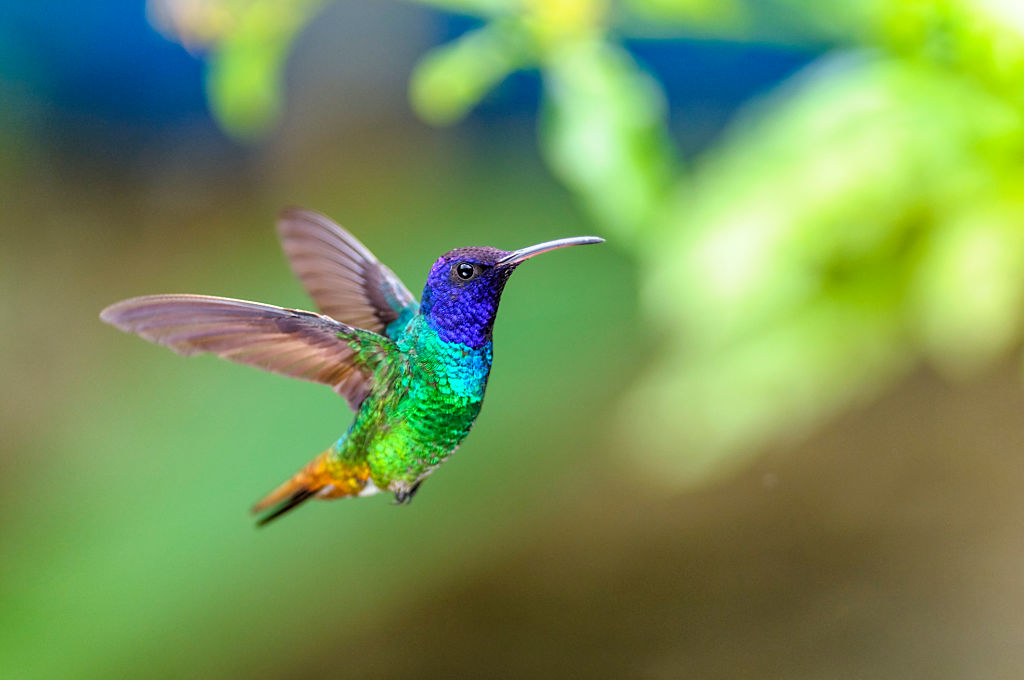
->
[[100, 294, 392, 410], [277, 207, 418, 338]]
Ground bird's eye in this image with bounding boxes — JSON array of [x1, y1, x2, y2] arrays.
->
[[454, 262, 477, 281]]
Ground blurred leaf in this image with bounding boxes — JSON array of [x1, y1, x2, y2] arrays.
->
[[625, 53, 1024, 481], [147, 0, 242, 48], [204, 0, 323, 140], [912, 196, 1024, 376], [410, 21, 531, 125], [408, 0, 518, 16], [872, 0, 1024, 99], [522, 0, 609, 46], [624, 0, 747, 31], [625, 279, 909, 481], [540, 39, 676, 238]]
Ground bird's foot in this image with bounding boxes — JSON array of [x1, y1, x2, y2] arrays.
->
[[392, 480, 423, 505]]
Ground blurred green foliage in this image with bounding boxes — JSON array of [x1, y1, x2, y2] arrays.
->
[[150, 0, 1024, 481], [150, 0, 327, 138]]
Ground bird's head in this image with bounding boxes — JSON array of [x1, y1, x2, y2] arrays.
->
[[420, 236, 604, 348]]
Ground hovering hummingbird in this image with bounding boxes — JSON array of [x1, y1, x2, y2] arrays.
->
[[101, 208, 603, 525]]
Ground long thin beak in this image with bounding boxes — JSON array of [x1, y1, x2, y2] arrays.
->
[[496, 236, 605, 266]]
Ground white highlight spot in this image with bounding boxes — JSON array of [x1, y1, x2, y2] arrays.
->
[[358, 479, 382, 497]]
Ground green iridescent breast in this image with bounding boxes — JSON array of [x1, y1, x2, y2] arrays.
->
[[343, 317, 494, 487]]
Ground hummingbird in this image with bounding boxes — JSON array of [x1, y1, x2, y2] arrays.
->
[[101, 208, 603, 525]]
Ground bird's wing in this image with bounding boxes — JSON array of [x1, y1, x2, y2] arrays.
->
[[276, 207, 418, 339], [100, 294, 392, 410]]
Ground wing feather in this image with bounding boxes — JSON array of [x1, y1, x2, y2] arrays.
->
[[100, 294, 391, 410], [277, 207, 418, 338]]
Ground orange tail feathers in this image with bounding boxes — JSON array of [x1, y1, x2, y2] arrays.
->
[[251, 450, 370, 526]]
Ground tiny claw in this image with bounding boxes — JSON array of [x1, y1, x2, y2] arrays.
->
[[392, 480, 424, 505]]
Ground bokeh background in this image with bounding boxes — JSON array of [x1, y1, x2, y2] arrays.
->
[[4, 1, 1024, 677]]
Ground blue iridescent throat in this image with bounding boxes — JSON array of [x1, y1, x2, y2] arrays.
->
[[417, 245, 515, 349], [419, 284, 501, 348]]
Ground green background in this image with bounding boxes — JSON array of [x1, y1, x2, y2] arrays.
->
[[4, 1, 1024, 677]]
